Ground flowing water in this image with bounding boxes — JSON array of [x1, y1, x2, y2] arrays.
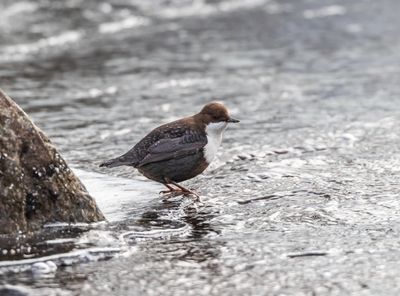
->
[[1, 0, 400, 295]]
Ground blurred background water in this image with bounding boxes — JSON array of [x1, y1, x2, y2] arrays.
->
[[1, 0, 400, 295]]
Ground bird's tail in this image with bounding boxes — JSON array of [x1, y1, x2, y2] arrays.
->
[[99, 157, 130, 168]]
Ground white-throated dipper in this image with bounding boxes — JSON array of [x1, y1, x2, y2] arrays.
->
[[99, 102, 239, 199]]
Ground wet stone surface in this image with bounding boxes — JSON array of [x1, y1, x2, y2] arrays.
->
[[1, 0, 400, 295], [0, 89, 104, 235]]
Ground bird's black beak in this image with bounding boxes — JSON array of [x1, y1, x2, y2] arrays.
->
[[227, 117, 240, 123]]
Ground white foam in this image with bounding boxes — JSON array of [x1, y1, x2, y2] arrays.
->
[[99, 16, 150, 34], [154, 78, 213, 90], [155, 0, 270, 19], [0, 247, 121, 272], [303, 5, 346, 19], [2, 2, 38, 18], [32, 261, 57, 275], [120, 223, 191, 241], [0, 30, 82, 62]]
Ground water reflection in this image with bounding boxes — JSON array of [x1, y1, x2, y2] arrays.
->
[[0, 226, 88, 262]]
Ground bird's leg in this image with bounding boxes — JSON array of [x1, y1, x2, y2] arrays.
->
[[159, 180, 186, 199], [168, 181, 200, 202], [159, 183, 178, 194]]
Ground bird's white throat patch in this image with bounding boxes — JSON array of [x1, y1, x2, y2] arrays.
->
[[204, 122, 227, 163]]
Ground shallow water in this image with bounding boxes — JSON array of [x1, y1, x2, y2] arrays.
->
[[1, 0, 400, 295]]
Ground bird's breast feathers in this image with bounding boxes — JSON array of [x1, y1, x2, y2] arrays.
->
[[203, 121, 227, 163]]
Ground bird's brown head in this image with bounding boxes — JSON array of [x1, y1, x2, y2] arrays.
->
[[196, 102, 239, 125]]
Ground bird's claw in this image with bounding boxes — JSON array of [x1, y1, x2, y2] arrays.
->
[[160, 190, 185, 200]]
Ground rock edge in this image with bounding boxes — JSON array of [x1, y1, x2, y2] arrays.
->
[[0, 88, 105, 235]]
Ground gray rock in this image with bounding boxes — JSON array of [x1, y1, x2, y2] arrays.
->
[[0, 285, 30, 296], [0, 89, 104, 235]]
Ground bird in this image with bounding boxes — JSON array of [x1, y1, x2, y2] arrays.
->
[[99, 102, 239, 200]]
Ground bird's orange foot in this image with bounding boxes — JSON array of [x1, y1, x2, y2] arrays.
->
[[159, 183, 180, 195], [159, 189, 175, 194], [160, 189, 185, 200], [161, 179, 201, 202], [160, 189, 200, 202]]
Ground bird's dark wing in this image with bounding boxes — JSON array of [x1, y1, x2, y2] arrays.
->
[[137, 132, 207, 167], [100, 118, 206, 168]]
